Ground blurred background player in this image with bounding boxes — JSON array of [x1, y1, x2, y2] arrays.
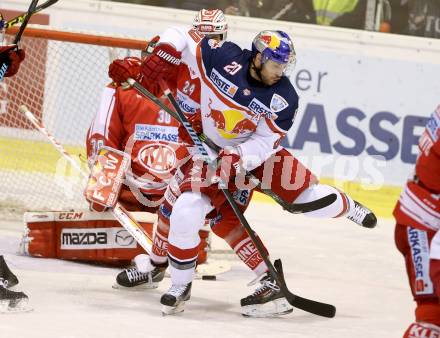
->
[[0, 28, 29, 311], [393, 105, 440, 338], [138, 24, 377, 316]]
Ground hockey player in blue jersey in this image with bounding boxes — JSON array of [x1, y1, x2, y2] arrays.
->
[[138, 27, 377, 316]]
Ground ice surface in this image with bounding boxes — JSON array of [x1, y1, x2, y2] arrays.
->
[[0, 202, 412, 338]]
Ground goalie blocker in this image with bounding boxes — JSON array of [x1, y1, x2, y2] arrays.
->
[[84, 146, 130, 211]]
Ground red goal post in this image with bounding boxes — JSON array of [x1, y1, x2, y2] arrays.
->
[[6, 26, 148, 49], [0, 25, 147, 218]]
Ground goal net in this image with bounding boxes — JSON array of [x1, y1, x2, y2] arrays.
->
[[1, 25, 146, 219]]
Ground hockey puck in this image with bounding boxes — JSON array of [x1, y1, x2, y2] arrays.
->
[[202, 275, 216, 281]]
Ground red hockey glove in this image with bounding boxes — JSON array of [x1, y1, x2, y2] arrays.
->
[[0, 45, 25, 77], [108, 57, 142, 85], [178, 110, 203, 145], [211, 147, 242, 185], [140, 43, 181, 83]]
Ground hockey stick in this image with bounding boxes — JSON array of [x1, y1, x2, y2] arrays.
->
[[12, 0, 39, 45], [19, 105, 154, 255], [4, 0, 59, 30], [1, 0, 39, 82], [126, 78, 336, 214], [1, 0, 59, 82], [127, 79, 336, 318]]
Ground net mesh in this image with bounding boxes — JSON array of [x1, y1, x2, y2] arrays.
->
[[0, 26, 143, 219]]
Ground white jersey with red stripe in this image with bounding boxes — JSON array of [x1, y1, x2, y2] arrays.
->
[[176, 63, 201, 116], [394, 106, 440, 232], [160, 26, 299, 170]]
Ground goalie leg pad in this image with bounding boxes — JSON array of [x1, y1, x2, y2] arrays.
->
[[21, 210, 155, 265]]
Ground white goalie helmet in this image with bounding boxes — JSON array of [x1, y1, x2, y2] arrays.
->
[[193, 9, 228, 41]]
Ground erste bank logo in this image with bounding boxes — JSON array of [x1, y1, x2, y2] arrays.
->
[[209, 68, 238, 98], [248, 98, 275, 119]]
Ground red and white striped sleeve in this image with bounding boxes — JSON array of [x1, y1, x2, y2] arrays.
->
[[86, 86, 123, 163]]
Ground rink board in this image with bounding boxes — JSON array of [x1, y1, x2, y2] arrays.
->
[[0, 136, 400, 217]]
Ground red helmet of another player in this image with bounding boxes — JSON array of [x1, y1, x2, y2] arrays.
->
[[193, 9, 228, 41]]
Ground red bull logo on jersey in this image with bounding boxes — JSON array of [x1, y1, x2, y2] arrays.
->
[[138, 143, 177, 174], [209, 68, 238, 98], [207, 106, 257, 139]]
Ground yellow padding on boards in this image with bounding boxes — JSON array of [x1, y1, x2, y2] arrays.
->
[[0, 137, 86, 175], [251, 178, 402, 219], [1, 137, 401, 218]]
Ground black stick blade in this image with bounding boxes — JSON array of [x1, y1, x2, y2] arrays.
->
[[274, 259, 336, 318], [281, 193, 338, 214]]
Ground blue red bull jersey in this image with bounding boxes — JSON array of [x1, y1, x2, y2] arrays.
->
[[160, 26, 299, 170]]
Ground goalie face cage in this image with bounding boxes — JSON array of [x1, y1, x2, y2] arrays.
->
[[0, 26, 146, 219]]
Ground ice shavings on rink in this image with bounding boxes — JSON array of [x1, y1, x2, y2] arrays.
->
[[0, 202, 411, 338]]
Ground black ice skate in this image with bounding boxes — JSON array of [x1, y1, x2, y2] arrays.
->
[[241, 260, 293, 318], [346, 200, 377, 228], [113, 264, 166, 290], [0, 256, 19, 288], [160, 282, 192, 316], [0, 279, 30, 313]]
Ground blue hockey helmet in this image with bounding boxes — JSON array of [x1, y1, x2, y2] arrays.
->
[[252, 30, 296, 73]]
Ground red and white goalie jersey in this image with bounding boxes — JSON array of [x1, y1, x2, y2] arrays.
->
[[394, 105, 440, 232], [87, 85, 189, 198]]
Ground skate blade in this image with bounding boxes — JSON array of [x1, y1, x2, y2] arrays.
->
[[112, 282, 159, 290], [0, 299, 33, 314], [161, 301, 186, 316], [241, 298, 293, 318]]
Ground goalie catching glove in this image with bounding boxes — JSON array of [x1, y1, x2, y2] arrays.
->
[[0, 45, 25, 77]]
